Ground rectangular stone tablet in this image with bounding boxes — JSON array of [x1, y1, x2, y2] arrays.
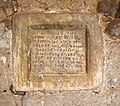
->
[[13, 13, 103, 91]]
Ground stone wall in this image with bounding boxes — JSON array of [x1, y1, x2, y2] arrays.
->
[[0, 0, 120, 106]]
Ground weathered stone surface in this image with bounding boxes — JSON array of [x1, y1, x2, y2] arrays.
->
[[0, 48, 10, 91], [14, 95, 23, 106], [105, 43, 120, 90], [0, 8, 6, 21], [0, 22, 12, 91], [0, 1, 4, 8], [105, 19, 120, 39], [97, 0, 110, 14], [3, 0, 18, 16], [115, 2, 120, 18], [0, 23, 12, 48], [17, 0, 98, 13], [22, 90, 120, 106], [0, 22, 5, 36], [110, 91, 120, 106], [0, 92, 16, 106], [97, 0, 119, 17]]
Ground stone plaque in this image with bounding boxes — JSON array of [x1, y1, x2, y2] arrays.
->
[[29, 24, 86, 75], [13, 13, 103, 91]]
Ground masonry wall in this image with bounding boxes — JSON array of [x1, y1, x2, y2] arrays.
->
[[0, 0, 120, 106]]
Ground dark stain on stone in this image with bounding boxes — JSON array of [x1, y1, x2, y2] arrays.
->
[[92, 91, 100, 94], [105, 19, 120, 39], [9, 85, 26, 96], [3, 90, 7, 92]]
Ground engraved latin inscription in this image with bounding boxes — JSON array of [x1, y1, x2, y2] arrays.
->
[[28, 25, 86, 75]]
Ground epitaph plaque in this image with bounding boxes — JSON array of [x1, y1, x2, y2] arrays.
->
[[13, 13, 103, 91], [29, 24, 86, 75]]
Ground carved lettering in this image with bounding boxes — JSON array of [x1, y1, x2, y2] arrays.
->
[[28, 25, 86, 74]]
